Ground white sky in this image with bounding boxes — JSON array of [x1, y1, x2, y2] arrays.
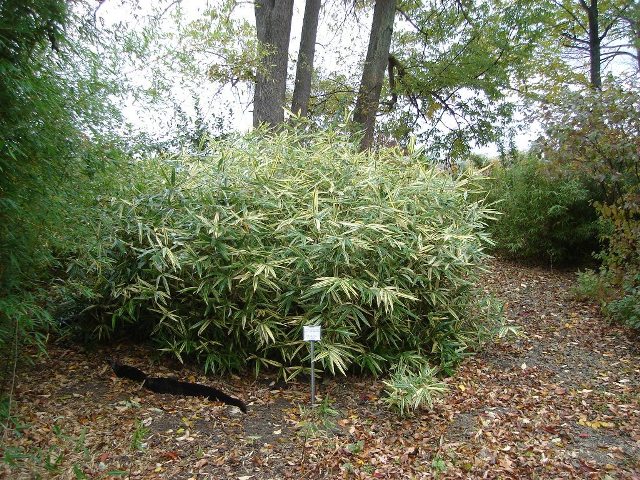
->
[[99, 0, 373, 138]]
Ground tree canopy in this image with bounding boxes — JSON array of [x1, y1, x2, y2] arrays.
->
[[74, 0, 638, 158]]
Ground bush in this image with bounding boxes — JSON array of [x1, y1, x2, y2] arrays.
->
[[605, 280, 640, 330], [595, 196, 640, 330], [486, 155, 599, 264], [0, 1, 125, 382], [65, 126, 497, 377], [572, 269, 608, 302], [540, 84, 640, 329], [382, 362, 448, 416], [0, 2, 71, 367]]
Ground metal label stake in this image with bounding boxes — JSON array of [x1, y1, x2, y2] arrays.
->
[[303, 325, 321, 406]]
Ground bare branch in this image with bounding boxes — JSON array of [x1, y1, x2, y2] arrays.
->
[[562, 32, 590, 44]]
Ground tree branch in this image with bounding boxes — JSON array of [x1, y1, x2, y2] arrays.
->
[[562, 32, 590, 44], [455, 0, 474, 26], [395, 6, 434, 39], [551, 0, 588, 33]]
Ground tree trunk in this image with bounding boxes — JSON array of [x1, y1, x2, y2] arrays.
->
[[253, 0, 295, 127], [580, 0, 602, 89], [291, 0, 322, 117], [353, 0, 397, 151], [634, 15, 640, 73]]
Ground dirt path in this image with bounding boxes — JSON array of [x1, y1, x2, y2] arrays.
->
[[1, 260, 639, 479]]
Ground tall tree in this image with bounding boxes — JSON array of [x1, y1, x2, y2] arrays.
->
[[360, 0, 549, 159], [555, 0, 637, 88], [253, 0, 295, 127], [584, 0, 603, 88], [620, 0, 639, 71], [558, 0, 604, 88], [353, 0, 397, 151], [291, 0, 322, 116]]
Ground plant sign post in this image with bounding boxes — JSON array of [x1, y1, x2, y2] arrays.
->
[[303, 325, 321, 406]]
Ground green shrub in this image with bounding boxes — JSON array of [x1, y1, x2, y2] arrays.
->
[[540, 85, 640, 330], [382, 362, 448, 416], [572, 269, 608, 302], [574, 270, 640, 331], [66, 126, 496, 377], [0, 0, 126, 372], [605, 278, 640, 330], [594, 200, 640, 330], [486, 156, 599, 264], [0, 2, 71, 366]]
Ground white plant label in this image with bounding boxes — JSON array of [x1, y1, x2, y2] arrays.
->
[[303, 325, 321, 341]]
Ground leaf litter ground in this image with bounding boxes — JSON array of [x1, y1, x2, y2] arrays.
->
[[2, 259, 639, 479]]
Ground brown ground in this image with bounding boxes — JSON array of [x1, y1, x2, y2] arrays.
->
[[1, 259, 639, 479]]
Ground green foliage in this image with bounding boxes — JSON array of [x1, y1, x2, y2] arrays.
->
[[381, 361, 448, 416], [540, 84, 640, 329], [598, 199, 640, 329], [605, 277, 640, 330], [570, 268, 640, 329], [572, 269, 609, 302], [486, 155, 599, 264], [539, 85, 639, 206], [376, 0, 552, 159], [0, 25, 63, 364], [0, 0, 126, 369], [66, 125, 496, 376], [0, 292, 53, 397], [297, 395, 340, 437], [130, 419, 149, 451], [1, 0, 122, 288], [1, 0, 69, 293], [431, 455, 448, 475], [345, 439, 365, 454]]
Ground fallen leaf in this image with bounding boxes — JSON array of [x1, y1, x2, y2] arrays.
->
[[97, 452, 109, 463], [162, 451, 180, 461]]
